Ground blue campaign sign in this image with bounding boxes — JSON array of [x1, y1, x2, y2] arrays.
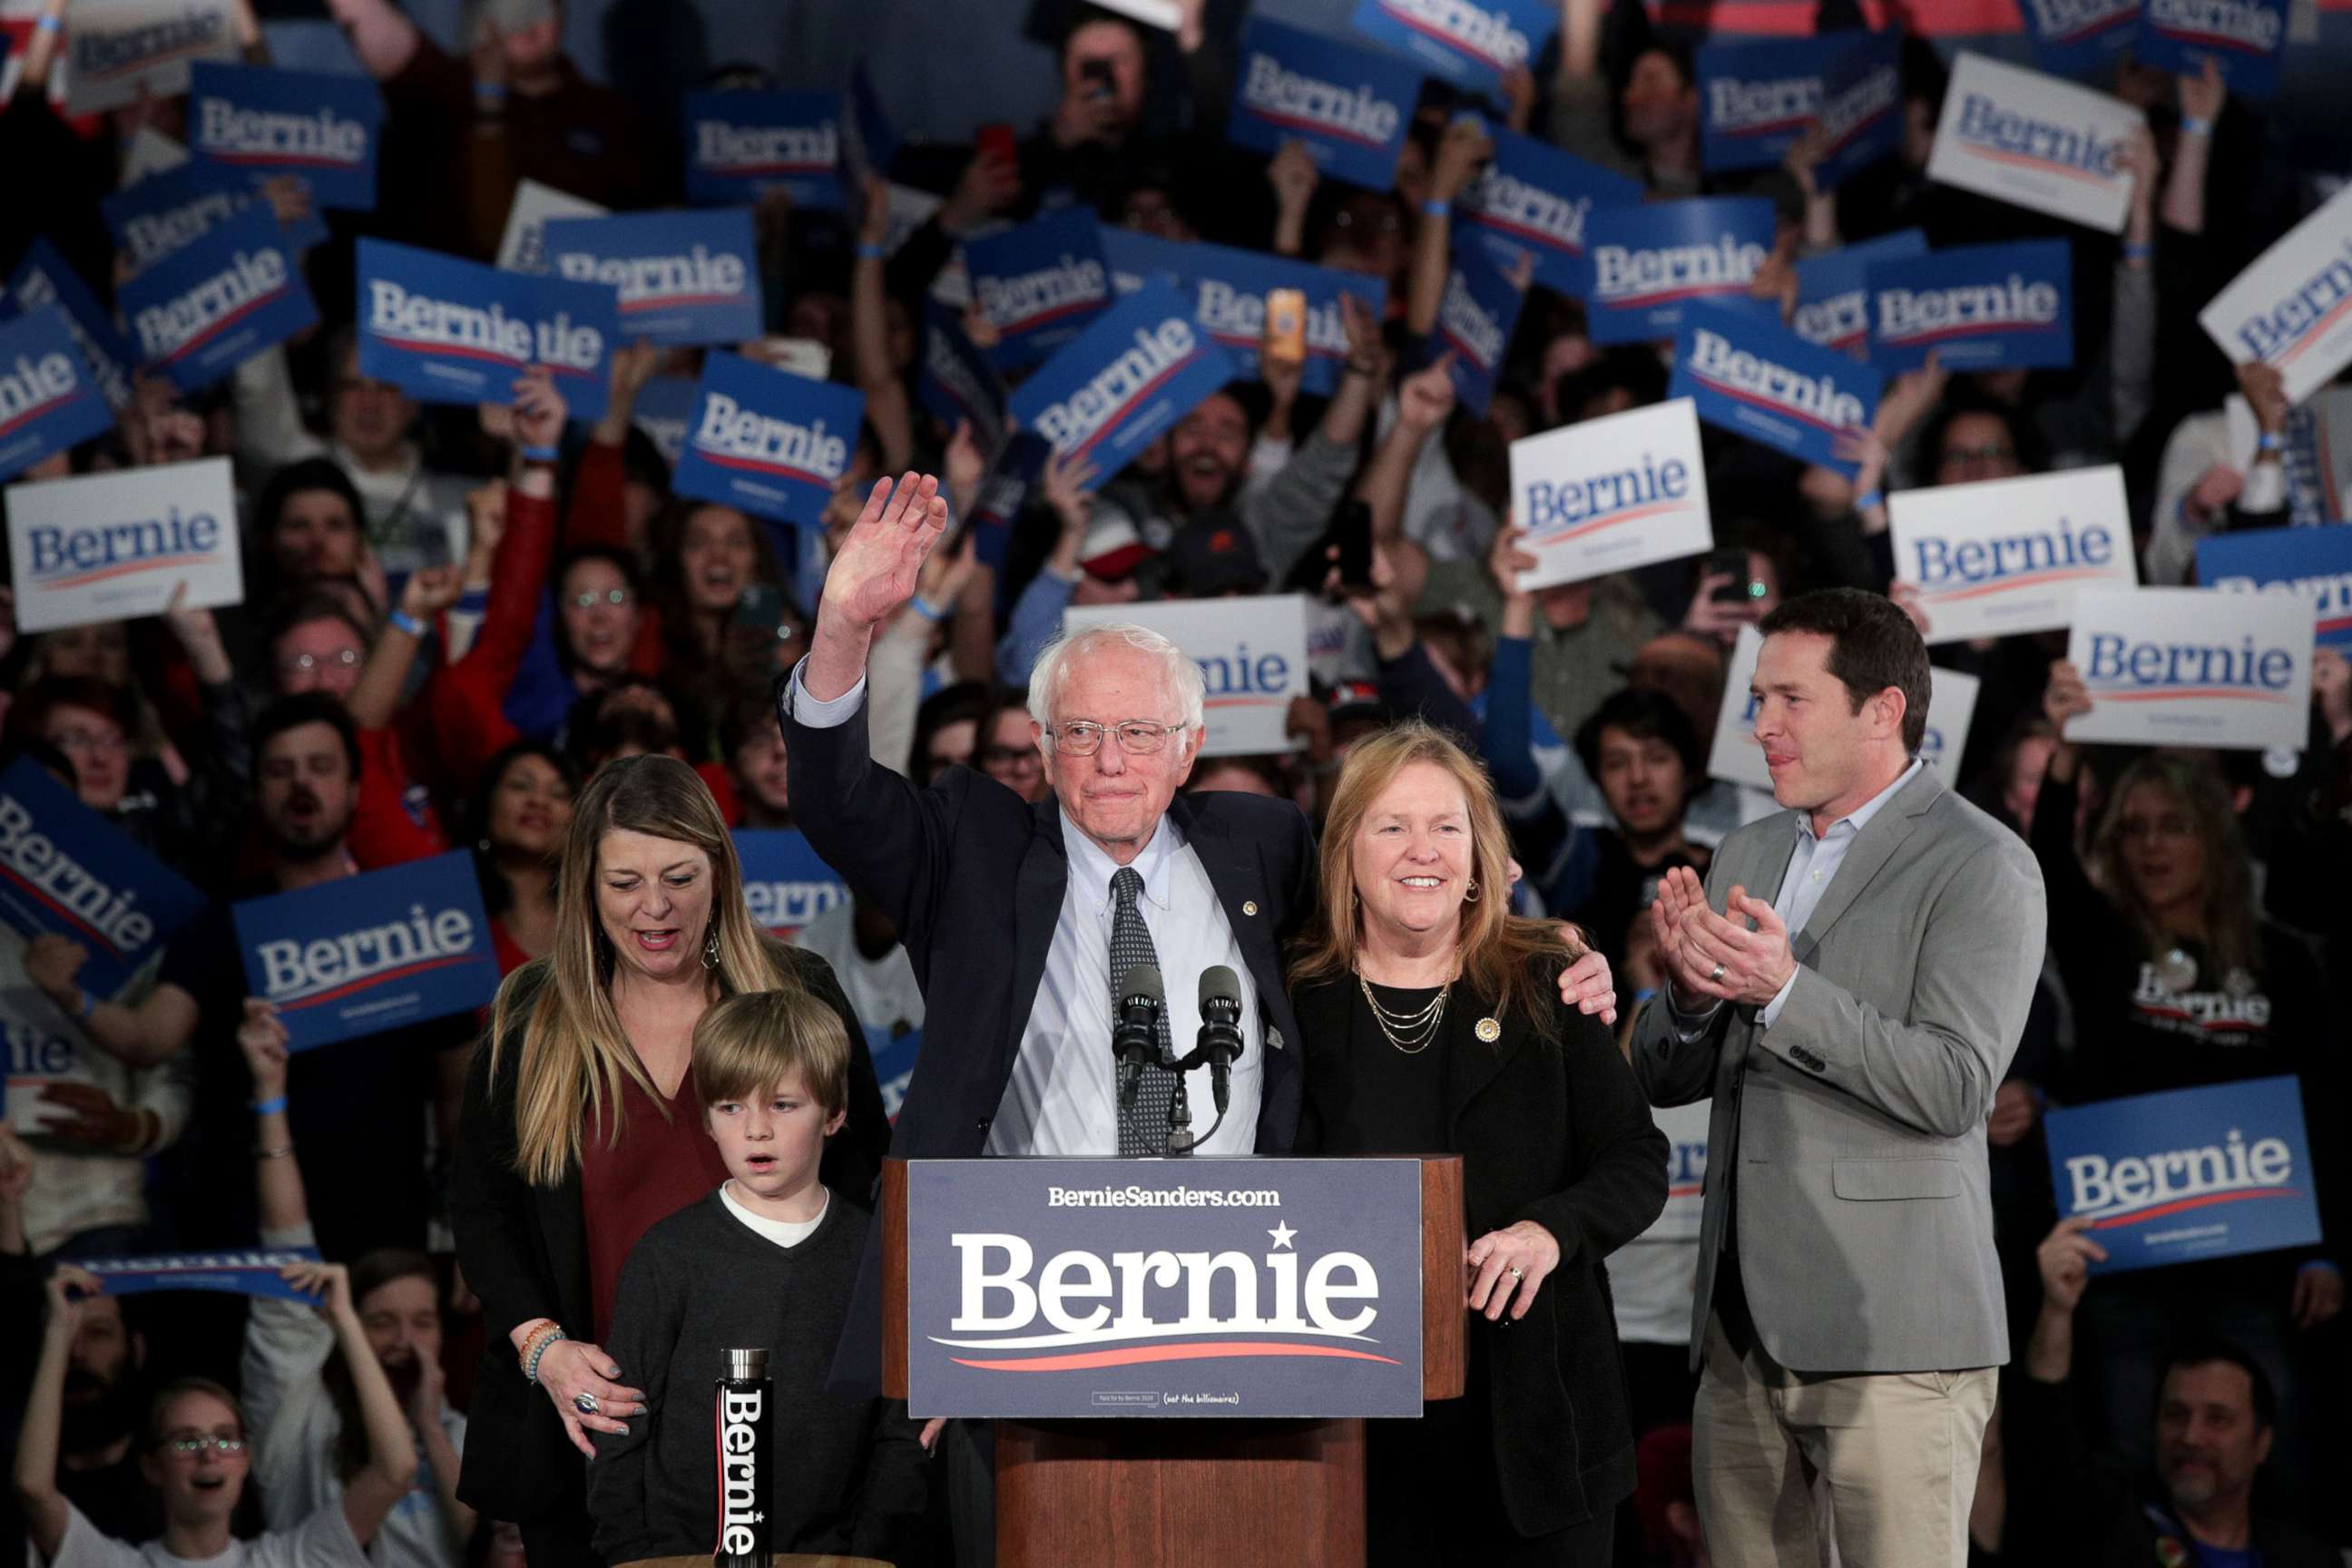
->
[[917, 303, 1009, 456], [965, 209, 1113, 371], [232, 851, 501, 1053], [0, 309, 117, 483], [187, 62, 384, 211], [1426, 237, 1525, 416], [2046, 1076, 2322, 1273], [358, 240, 615, 415], [1669, 300, 1879, 474], [540, 208, 763, 348], [631, 372, 700, 466], [2019, 0, 2140, 78], [864, 1022, 921, 1122], [1867, 239, 2073, 372], [2135, 0, 2288, 99], [1007, 279, 1240, 485], [672, 351, 866, 529], [1586, 197, 1777, 345], [83, 1249, 325, 1305], [682, 90, 846, 210], [1227, 16, 1422, 192], [1811, 32, 1903, 191], [1100, 226, 1191, 297], [905, 1157, 1426, 1419], [101, 162, 246, 275], [1456, 124, 1642, 298], [0, 758, 208, 999], [1792, 228, 1928, 356], [6, 240, 137, 414], [1696, 37, 1823, 173], [734, 828, 849, 941], [118, 203, 317, 394], [1348, 0, 1554, 97], [2198, 525, 2352, 649], [1175, 240, 1387, 397], [848, 63, 899, 178]]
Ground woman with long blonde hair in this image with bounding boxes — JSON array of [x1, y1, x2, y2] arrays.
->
[[1289, 720, 1666, 1567], [449, 754, 887, 1568]]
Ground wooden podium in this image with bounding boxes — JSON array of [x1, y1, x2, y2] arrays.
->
[[882, 1157, 1465, 1568]]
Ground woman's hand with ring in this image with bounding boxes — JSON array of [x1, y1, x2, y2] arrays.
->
[[1465, 1220, 1561, 1321], [536, 1338, 644, 1455]]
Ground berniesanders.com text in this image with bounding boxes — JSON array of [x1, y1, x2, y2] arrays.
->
[[1046, 1185, 1281, 1208]]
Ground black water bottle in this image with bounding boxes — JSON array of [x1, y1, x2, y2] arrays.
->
[[713, 1348, 772, 1568]]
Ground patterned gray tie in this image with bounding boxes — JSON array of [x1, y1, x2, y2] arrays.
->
[[1109, 867, 1179, 1156]]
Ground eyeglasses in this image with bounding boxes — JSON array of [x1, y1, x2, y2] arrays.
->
[[569, 588, 634, 610], [276, 648, 362, 676], [1047, 720, 1187, 757], [1938, 443, 2017, 469], [982, 745, 1041, 769], [50, 729, 128, 755], [158, 1435, 248, 1456]]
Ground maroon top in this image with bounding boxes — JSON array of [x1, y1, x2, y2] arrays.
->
[[578, 1066, 730, 1346]]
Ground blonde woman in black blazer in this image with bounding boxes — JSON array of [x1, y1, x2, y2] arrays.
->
[[1291, 720, 1667, 1568]]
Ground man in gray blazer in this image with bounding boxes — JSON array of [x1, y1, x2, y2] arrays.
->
[[1631, 588, 2045, 1567]]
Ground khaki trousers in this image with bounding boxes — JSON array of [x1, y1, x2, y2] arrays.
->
[[1692, 1313, 1996, 1568]]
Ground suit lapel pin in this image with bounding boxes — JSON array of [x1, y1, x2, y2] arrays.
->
[[1475, 1016, 1500, 1043], [1241, 900, 1259, 916]]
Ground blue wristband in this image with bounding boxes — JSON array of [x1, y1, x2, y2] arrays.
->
[[252, 1095, 289, 1117], [2258, 430, 2284, 454], [73, 987, 97, 1023], [519, 443, 559, 466], [35, 11, 60, 33], [1420, 199, 1451, 219], [2122, 240, 2153, 262], [2181, 115, 2213, 138], [856, 240, 885, 260], [1854, 489, 1885, 512], [387, 607, 428, 640], [909, 596, 947, 622]]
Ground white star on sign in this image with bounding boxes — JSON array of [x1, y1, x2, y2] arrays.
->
[[1268, 1220, 1297, 1250]]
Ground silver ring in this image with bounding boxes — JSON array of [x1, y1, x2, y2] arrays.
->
[[1709, 962, 1727, 983], [573, 1393, 599, 1416], [1506, 1265, 1524, 1280]]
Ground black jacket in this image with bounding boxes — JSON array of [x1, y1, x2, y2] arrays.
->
[[778, 681, 1319, 1387], [1292, 966, 1669, 1536], [447, 942, 888, 1523]]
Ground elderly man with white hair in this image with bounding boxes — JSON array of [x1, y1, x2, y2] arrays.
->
[[778, 474, 1616, 1389]]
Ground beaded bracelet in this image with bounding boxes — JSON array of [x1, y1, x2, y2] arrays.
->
[[523, 1326, 567, 1385]]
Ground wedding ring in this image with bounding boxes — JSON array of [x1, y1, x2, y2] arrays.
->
[[1507, 1266, 1524, 1280], [1709, 962, 1727, 983], [573, 1393, 600, 1416]]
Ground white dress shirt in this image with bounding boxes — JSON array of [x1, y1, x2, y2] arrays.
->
[[1672, 759, 1924, 1033], [785, 662, 1262, 1156]]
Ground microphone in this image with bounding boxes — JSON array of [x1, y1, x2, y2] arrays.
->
[[1196, 965, 1246, 1117], [1113, 965, 1164, 1109]]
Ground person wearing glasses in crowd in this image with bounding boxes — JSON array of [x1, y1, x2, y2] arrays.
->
[[17, 1259, 416, 1567]]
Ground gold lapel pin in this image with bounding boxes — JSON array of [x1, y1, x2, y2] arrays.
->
[[1475, 1016, 1501, 1043], [1241, 900, 1259, 916]]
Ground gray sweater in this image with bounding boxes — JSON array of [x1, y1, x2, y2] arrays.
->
[[586, 1191, 926, 1564]]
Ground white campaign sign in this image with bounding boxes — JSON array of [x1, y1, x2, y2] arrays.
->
[[5, 457, 243, 632], [1063, 594, 1309, 758], [1889, 466, 2136, 643], [2199, 182, 2352, 406], [2064, 585, 2315, 751], [1707, 625, 1980, 788], [1926, 54, 2142, 234], [495, 180, 608, 274], [1508, 398, 1713, 591], [62, 0, 239, 113]]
